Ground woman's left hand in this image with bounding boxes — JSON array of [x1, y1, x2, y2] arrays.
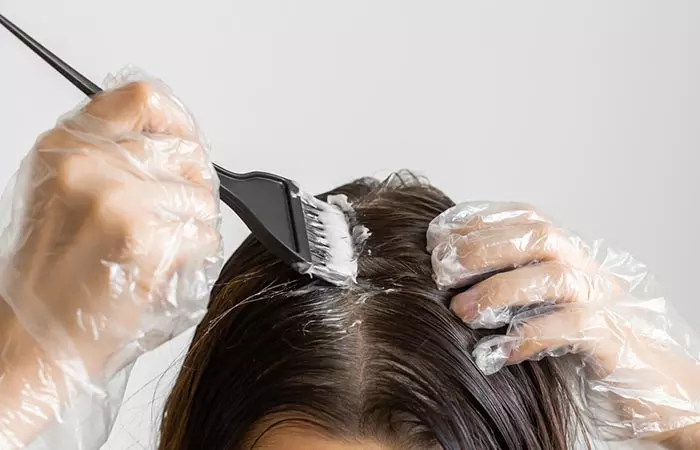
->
[[427, 202, 700, 445]]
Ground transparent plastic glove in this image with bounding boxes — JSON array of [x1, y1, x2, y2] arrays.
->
[[0, 69, 222, 450], [427, 202, 700, 444]]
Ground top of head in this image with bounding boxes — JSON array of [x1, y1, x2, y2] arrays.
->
[[160, 171, 585, 450]]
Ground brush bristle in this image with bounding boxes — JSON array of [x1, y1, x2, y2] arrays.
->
[[298, 192, 357, 286]]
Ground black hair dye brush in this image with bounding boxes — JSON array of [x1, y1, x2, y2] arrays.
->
[[0, 13, 357, 286]]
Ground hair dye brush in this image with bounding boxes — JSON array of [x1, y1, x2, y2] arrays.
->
[[0, 13, 357, 286]]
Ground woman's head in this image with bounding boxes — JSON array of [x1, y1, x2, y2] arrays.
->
[[160, 172, 585, 450]]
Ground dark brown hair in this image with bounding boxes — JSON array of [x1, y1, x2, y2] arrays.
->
[[159, 172, 587, 450]]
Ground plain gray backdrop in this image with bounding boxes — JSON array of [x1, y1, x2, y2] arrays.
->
[[1, 1, 697, 449]]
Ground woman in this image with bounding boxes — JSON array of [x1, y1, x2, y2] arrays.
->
[[159, 172, 700, 450], [0, 78, 698, 449], [160, 173, 588, 449]]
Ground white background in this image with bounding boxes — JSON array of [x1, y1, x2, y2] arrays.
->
[[0, 1, 697, 449]]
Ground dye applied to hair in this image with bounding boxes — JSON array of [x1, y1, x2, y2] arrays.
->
[[299, 193, 368, 287], [160, 172, 588, 450]]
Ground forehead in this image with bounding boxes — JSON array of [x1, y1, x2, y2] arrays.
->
[[244, 415, 386, 450], [250, 427, 385, 450]]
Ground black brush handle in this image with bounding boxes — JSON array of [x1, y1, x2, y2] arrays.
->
[[0, 13, 100, 96], [0, 13, 313, 266], [0, 13, 234, 200]]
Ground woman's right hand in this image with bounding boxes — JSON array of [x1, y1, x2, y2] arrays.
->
[[0, 75, 223, 449]]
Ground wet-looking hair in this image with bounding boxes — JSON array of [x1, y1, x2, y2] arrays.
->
[[159, 173, 587, 450]]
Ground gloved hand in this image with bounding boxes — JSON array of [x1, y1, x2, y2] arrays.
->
[[427, 202, 700, 447], [0, 70, 222, 450]]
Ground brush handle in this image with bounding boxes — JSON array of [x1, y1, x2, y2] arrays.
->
[[0, 14, 240, 200], [0, 13, 101, 96], [1, 13, 312, 267]]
